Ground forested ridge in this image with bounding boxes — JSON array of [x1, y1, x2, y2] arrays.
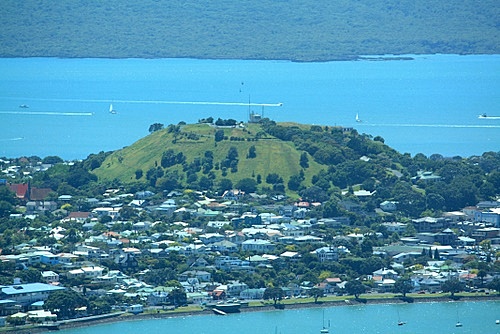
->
[[1, 0, 499, 60]]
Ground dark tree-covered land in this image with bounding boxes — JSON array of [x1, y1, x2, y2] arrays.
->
[[1, 0, 499, 60]]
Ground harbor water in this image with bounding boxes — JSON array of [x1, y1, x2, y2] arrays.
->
[[57, 300, 500, 334], [0, 55, 499, 159]]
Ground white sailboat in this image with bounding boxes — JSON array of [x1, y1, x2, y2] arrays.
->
[[320, 310, 330, 333], [397, 311, 406, 326], [109, 104, 117, 114], [455, 311, 463, 327], [355, 113, 362, 122]]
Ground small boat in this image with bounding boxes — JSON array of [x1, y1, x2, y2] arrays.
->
[[455, 311, 462, 327], [320, 310, 330, 333], [397, 311, 406, 326], [207, 302, 241, 314], [212, 308, 227, 316], [19, 104, 29, 108], [109, 104, 117, 114], [496, 319, 499, 325], [355, 113, 362, 122], [478, 113, 500, 119]]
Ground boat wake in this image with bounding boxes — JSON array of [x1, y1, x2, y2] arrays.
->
[[0, 137, 24, 141], [0, 97, 283, 107], [0, 111, 93, 116], [358, 123, 500, 129]]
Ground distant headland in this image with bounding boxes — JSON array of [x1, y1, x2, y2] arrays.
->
[[0, 1, 498, 60]]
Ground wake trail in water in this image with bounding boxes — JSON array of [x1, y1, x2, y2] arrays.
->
[[0, 111, 93, 116], [0, 97, 283, 107], [359, 123, 500, 129], [0, 137, 24, 141]]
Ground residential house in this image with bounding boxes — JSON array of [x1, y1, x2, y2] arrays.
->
[[312, 246, 339, 262], [199, 233, 225, 245], [412, 217, 447, 233], [62, 211, 92, 223], [471, 227, 500, 242], [222, 189, 245, 201], [209, 240, 239, 253], [67, 266, 104, 279], [92, 207, 120, 220], [25, 201, 57, 214], [417, 228, 457, 246], [474, 208, 500, 227], [239, 288, 266, 300], [382, 222, 407, 234], [0, 283, 65, 308], [217, 281, 248, 298], [178, 270, 211, 282], [380, 200, 397, 212], [241, 239, 275, 253], [114, 251, 138, 271], [231, 213, 261, 229], [41, 271, 59, 284]]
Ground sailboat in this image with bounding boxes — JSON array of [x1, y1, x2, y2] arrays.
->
[[355, 113, 362, 122], [455, 311, 463, 327], [320, 310, 330, 333], [109, 104, 117, 114], [397, 311, 406, 326]]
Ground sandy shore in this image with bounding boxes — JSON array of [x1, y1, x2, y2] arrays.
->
[[11, 295, 498, 334]]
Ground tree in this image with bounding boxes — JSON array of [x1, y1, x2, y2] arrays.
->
[[345, 280, 366, 299], [441, 278, 465, 297], [394, 277, 413, 297], [0, 200, 14, 218], [149, 123, 164, 133], [433, 248, 440, 260], [214, 129, 224, 142], [168, 288, 187, 307], [288, 174, 303, 191], [266, 173, 283, 184], [218, 178, 233, 194], [308, 287, 324, 303], [44, 289, 88, 319], [300, 152, 309, 168], [235, 178, 257, 193], [247, 145, 256, 158], [487, 277, 500, 295], [42, 155, 63, 164], [263, 287, 284, 305]]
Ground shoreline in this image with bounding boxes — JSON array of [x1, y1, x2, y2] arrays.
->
[[11, 295, 498, 334], [1, 52, 498, 63]]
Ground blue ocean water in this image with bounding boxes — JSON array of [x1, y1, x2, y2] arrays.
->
[[0, 55, 499, 159], [57, 301, 500, 334]]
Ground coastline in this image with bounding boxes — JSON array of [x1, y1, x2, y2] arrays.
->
[[11, 295, 498, 334]]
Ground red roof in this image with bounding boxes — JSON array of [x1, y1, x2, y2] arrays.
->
[[8, 183, 28, 199]]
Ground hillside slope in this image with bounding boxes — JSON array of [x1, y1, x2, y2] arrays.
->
[[94, 122, 326, 191]]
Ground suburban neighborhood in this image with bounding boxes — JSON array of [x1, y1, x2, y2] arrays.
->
[[0, 155, 499, 330]]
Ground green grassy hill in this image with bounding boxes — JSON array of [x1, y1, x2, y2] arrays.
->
[[93, 122, 326, 192]]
